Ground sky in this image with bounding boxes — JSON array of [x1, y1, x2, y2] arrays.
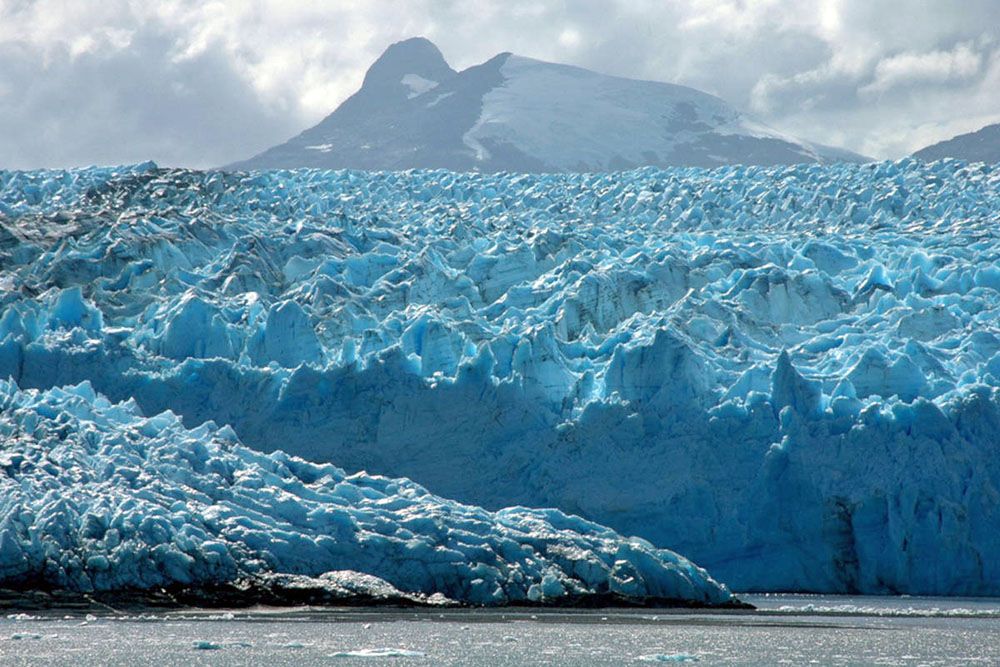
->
[[1, 0, 999, 169]]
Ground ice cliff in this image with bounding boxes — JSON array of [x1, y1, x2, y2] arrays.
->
[[1, 158, 999, 594], [0, 380, 731, 606]]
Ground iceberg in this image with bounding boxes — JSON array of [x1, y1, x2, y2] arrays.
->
[[1, 158, 998, 594], [330, 648, 426, 658]]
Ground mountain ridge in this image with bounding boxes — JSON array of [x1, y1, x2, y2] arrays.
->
[[913, 122, 1000, 163]]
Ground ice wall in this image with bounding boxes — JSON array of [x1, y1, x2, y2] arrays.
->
[[0, 380, 730, 606], [1, 159, 999, 593]]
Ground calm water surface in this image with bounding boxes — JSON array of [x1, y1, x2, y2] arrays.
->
[[2, 595, 999, 665]]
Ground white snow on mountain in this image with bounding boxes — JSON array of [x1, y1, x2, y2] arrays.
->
[[463, 55, 815, 170], [401, 73, 440, 99]]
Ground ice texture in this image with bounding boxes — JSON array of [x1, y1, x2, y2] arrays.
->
[[1, 158, 999, 594], [0, 380, 730, 606]]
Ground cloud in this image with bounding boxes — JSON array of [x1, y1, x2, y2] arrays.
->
[[860, 42, 984, 96], [1, 0, 999, 167], [0, 36, 298, 169]]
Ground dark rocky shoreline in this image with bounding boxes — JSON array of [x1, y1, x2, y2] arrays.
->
[[0, 581, 753, 613]]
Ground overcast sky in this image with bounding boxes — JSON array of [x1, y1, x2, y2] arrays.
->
[[2, 0, 999, 169]]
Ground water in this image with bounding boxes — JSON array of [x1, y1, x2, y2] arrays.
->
[[2, 596, 999, 665]]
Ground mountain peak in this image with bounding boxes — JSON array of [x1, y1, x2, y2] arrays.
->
[[362, 37, 455, 91]]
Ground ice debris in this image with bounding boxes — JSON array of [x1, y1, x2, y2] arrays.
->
[[637, 655, 700, 663], [192, 641, 223, 650], [1, 159, 999, 593], [329, 648, 426, 658], [0, 380, 731, 606]]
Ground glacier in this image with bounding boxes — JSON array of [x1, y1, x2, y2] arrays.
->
[[0, 379, 731, 607], [1, 158, 999, 595]]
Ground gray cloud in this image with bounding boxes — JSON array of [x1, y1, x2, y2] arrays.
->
[[1, 0, 999, 168], [0, 4, 298, 169]]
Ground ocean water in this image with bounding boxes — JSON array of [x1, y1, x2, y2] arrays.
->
[[2, 596, 999, 665]]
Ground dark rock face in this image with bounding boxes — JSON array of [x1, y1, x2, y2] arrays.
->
[[913, 123, 1000, 163]]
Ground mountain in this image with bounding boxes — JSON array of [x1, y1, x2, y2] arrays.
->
[[228, 37, 868, 171], [913, 123, 1000, 163]]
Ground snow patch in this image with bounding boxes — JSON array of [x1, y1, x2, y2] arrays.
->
[[401, 73, 438, 99], [426, 91, 454, 108], [462, 55, 805, 169]]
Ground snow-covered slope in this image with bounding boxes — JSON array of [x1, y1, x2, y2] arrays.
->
[[913, 123, 1000, 163], [1, 159, 999, 595], [229, 38, 867, 171], [0, 379, 731, 607]]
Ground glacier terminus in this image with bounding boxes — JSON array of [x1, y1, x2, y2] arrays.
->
[[1, 158, 999, 600]]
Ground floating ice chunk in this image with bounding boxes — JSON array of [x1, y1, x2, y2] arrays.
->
[[637, 654, 700, 663], [330, 648, 426, 658], [192, 641, 223, 650]]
